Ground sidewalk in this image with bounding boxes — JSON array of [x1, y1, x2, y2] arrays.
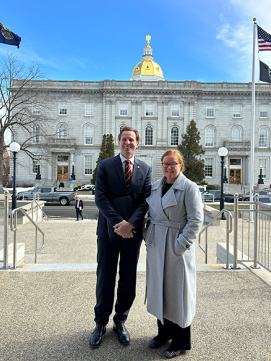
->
[[1, 221, 271, 360]]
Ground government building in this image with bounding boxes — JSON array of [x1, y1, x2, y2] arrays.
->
[[14, 36, 271, 190]]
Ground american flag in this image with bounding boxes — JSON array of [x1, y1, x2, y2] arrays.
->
[[258, 25, 271, 51]]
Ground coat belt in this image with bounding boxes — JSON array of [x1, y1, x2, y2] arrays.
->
[[143, 218, 186, 247], [150, 219, 184, 229]]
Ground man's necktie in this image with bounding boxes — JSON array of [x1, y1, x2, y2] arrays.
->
[[125, 160, 132, 187]]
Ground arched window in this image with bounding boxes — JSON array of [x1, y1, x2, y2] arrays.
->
[[259, 127, 268, 148], [170, 126, 179, 146], [58, 123, 68, 139], [232, 126, 242, 141], [205, 126, 215, 147], [84, 124, 94, 145], [145, 125, 153, 146], [33, 125, 41, 144]]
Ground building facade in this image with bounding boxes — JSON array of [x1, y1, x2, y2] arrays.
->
[[13, 37, 271, 190]]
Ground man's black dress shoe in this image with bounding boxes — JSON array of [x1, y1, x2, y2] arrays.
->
[[89, 325, 106, 349], [148, 336, 170, 348], [113, 321, 130, 346]]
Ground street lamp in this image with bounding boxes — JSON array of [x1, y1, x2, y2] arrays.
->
[[35, 162, 41, 180], [71, 162, 76, 180], [258, 165, 264, 185], [223, 165, 228, 183], [218, 147, 228, 220], [10, 142, 20, 210]]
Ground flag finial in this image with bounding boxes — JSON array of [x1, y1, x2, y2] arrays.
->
[[253, 17, 256, 22]]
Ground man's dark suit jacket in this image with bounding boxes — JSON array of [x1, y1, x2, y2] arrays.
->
[[95, 155, 152, 240], [75, 199, 84, 209]]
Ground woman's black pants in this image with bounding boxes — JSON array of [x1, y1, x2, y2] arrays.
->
[[156, 318, 191, 351]]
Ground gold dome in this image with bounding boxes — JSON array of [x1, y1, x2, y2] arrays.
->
[[131, 35, 165, 81], [132, 59, 164, 79]]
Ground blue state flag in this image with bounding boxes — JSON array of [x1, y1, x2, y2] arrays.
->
[[0, 22, 21, 48]]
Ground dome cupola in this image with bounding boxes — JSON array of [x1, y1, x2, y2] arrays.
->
[[131, 35, 164, 81]]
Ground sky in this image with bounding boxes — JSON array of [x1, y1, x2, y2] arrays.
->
[[1, 0, 271, 83]]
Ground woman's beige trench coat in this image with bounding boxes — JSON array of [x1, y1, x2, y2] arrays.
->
[[145, 172, 203, 328]]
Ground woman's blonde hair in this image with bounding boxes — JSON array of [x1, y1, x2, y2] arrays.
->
[[161, 149, 185, 172]]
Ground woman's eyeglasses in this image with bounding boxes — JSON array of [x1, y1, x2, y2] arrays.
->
[[162, 162, 180, 168]]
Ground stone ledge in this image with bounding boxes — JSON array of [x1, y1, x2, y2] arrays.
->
[[0, 243, 25, 266]]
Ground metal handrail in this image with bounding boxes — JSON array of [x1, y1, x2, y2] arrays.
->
[[31, 199, 48, 221], [10, 206, 45, 268], [198, 209, 232, 268]]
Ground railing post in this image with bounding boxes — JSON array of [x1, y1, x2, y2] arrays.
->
[[205, 229, 208, 264], [232, 193, 240, 269], [13, 212, 17, 269], [3, 191, 9, 269], [225, 213, 230, 269], [35, 227, 38, 263], [251, 194, 260, 269]]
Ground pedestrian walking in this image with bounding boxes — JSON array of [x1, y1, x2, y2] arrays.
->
[[75, 196, 84, 221]]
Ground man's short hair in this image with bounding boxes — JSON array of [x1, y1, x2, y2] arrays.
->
[[118, 126, 140, 142]]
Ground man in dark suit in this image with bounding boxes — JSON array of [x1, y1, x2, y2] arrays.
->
[[90, 126, 152, 349], [75, 196, 83, 221]]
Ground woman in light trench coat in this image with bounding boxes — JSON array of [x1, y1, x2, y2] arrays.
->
[[144, 149, 203, 359]]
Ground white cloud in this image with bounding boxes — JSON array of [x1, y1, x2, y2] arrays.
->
[[216, 0, 271, 81]]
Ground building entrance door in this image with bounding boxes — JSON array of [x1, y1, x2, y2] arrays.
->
[[57, 165, 69, 181], [229, 169, 241, 184]]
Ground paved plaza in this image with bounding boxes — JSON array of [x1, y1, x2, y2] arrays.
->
[[1, 219, 271, 360]]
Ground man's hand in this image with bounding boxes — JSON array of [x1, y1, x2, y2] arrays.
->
[[114, 221, 135, 238]]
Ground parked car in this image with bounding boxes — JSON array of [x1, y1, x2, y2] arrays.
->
[[254, 196, 271, 204], [17, 186, 76, 205], [77, 184, 95, 191], [197, 185, 207, 193], [240, 190, 269, 201], [224, 194, 243, 202], [202, 190, 223, 202]]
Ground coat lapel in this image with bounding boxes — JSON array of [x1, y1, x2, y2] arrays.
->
[[147, 178, 168, 221], [162, 173, 185, 209]]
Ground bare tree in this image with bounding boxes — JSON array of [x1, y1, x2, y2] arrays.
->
[[0, 54, 54, 188]]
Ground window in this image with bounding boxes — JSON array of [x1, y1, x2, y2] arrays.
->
[[259, 127, 268, 148], [84, 155, 93, 175], [205, 126, 215, 147], [171, 104, 180, 117], [33, 106, 41, 115], [58, 123, 68, 138], [85, 103, 93, 116], [59, 103, 67, 115], [260, 105, 268, 118], [145, 103, 154, 116], [259, 159, 267, 178], [85, 124, 94, 145], [119, 102, 128, 116], [57, 155, 69, 162], [206, 105, 215, 118], [204, 158, 213, 177], [170, 126, 179, 146], [145, 125, 153, 145], [33, 125, 41, 144], [41, 187, 52, 193], [232, 126, 242, 141], [233, 105, 242, 118]]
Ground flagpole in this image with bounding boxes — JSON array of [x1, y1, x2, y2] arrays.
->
[[250, 18, 257, 221]]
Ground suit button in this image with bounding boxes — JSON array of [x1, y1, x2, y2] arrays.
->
[[186, 245, 190, 249]]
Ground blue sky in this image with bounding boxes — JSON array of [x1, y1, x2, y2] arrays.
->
[[1, 0, 271, 83]]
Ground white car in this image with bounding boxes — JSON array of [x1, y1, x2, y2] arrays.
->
[[78, 184, 95, 191]]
